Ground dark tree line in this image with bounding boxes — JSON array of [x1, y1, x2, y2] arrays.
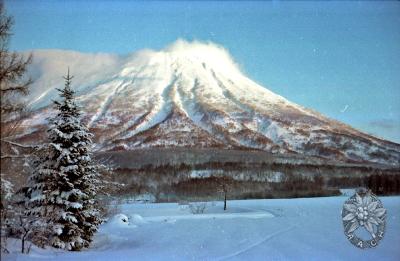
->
[[328, 174, 400, 196]]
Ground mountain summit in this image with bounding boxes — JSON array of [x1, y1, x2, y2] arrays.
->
[[20, 40, 400, 165]]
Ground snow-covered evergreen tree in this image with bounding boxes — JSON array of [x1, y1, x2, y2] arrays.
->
[[26, 70, 101, 251]]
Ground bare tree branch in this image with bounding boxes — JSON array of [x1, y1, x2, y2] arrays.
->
[[0, 4, 32, 125]]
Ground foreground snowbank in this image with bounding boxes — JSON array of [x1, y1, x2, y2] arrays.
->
[[3, 196, 400, 260]]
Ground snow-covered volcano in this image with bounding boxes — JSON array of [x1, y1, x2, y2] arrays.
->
[[20, 40, 400, 165]]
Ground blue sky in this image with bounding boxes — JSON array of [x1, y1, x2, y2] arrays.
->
[[5, 0, 400, 143]]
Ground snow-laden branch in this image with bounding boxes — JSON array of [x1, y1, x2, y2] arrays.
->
[[0, 139, 38, 149], [0, 154, 31, 159], [0, 139, 40, 159]]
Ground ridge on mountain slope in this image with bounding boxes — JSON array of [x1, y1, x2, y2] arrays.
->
[[15, 40, 400, 166]]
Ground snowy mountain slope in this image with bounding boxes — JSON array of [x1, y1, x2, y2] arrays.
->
[[18, 40, 400, 165]]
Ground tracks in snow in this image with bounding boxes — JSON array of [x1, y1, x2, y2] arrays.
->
[[216, 225, 297, 260]]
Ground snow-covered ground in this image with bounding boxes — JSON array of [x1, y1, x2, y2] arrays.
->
[[4, 196, 400, 260]]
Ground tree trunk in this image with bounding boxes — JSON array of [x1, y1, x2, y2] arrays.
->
[[224, 190, 227, 211], [21, 233, 26, 253], [20, 216, 28, 254]]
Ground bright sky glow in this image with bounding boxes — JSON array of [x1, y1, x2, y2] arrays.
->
[[5, 0, 400, 142]]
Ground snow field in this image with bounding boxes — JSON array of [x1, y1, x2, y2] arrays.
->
[[4, 196, 400, 260]]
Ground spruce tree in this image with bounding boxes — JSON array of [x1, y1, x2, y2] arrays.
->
[[26, 70, 101, 251]]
